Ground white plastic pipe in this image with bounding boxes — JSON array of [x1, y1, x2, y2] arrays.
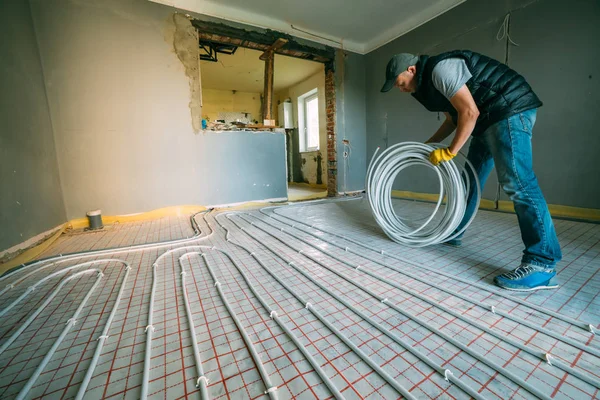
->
[[366, 142, 480, 247], [245, 212, 600, 389], [228, 213, 557, 399], [264, 199, 597, 335], [75, 263, 131, 400], [16, 269, 104, 400], [178, 254, 210, 400]]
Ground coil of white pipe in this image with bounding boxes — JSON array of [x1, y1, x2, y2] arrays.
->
[[366, 142, 480, 247]]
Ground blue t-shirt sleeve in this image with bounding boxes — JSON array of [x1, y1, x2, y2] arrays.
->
[[431, 58, 472, 100]]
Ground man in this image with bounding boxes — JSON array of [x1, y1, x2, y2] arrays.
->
[[380, 50, 562, 291]]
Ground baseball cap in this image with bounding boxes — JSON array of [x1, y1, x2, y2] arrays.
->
[[380, 53, 419, 92]]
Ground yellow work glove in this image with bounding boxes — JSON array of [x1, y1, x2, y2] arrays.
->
[[429, 148, 456, 166]]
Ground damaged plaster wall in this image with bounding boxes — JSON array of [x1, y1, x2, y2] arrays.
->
[[171, 13, 202, 133], [29, 0, 286, 219], [0, 0, 66, 252]]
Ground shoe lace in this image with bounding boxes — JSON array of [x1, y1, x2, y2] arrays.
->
[[503, 264, 534, 280]]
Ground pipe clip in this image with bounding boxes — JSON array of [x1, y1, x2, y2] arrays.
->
[[305, 302, 312, 309], [214, 281, 221, 288], [269, 310, 278, 319], [381, 298, 388, 303], [355, 265, 362, 271], [6, 284, 14, 289], [250, 252, 256, 257], [98, 335, 109, 341], [265, 386, 278, 394], [545, 353, 553, 366], [345, 247, 349, 252], [589, 324, 597, 335], [280, 228, 285, 232], [211, 246, 216, 250], [196, 376, 210, 387], [380, 250, 385, 255], [98, 271, 104, 278], [145, 325, 155, 333], [491, 306, 496, 314], [444, 369, 452, 381], [298, 250, 304, 255], [67, 318, 77, 326], [125, 265, 132, 271], [288, 261, 295, 266], [180, 271, 187, 276]]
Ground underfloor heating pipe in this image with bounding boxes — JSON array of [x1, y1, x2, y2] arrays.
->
[[264, 200, 597, 335], [0, 211, 207, 286], [214, 216, 420, 400], [143, 244, 279, 399], [15, 269, 104, 400], [197, 251, 279, 400], [178, 254, 210, 400], [227, 213, 556, 399], [261, 210, 600, 357], [75, 262, 131, 400], [0, 259, 127, 318], [199, 212, 346, 399], [242, 213, 600, 390]]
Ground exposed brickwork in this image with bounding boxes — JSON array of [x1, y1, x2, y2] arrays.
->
[[325, 69, 337, 197]]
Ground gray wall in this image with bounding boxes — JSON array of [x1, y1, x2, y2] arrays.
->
[[0, 0, 66, 252], [29, 0, 287, 219], [365, 0, 600, 209], [337, 51, 367, 193]]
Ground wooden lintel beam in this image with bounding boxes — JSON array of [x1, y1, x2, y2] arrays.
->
[[259, 38, 288, 60]]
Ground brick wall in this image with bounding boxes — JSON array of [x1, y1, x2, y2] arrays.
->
[[325, 69, 337, 196]]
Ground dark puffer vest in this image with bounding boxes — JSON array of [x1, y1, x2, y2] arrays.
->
[[411, 50, 542, 136]]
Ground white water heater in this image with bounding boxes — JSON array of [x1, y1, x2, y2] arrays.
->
[[278, 101, 293, 129]]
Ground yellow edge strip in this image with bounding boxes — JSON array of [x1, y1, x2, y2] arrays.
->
[[288, 182, 328, 190], [0, 205, 207, 274], [68, 205, 207, 230], [391, 190, 600, 222], [0, 224, 67, 275], [288, 192, 328, 202]]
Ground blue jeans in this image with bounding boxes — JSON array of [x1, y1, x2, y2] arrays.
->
[[455, 109, 562, 268]]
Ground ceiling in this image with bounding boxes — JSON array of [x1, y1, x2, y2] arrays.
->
[[150, 0, 465, 54], [200, 47, 324, 93]]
